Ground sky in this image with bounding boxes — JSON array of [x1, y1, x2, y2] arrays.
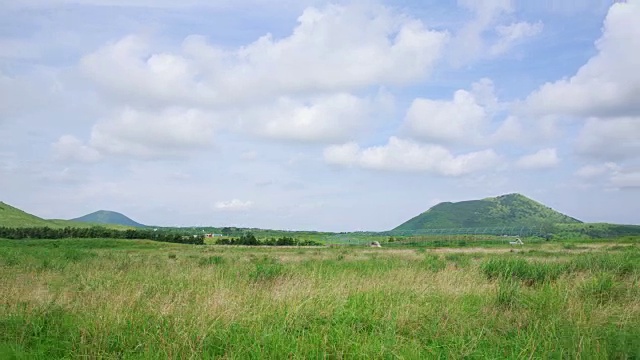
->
[[0, 0, 638, 231]]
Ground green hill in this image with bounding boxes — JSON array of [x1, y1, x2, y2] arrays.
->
[[0, 201, 58, 228], [0, 202, 136, 229], [71, 210, 146, 228], [394, 193, 582, 231]]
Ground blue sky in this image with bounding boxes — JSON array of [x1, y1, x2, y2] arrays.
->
[[1, 0, 638, 231]]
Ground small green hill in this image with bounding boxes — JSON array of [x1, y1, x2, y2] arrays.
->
[[394, 193, 582, 231], [71, 210, 146, 228], [0, 201, 57, 228], [0, 202, 135, 229]]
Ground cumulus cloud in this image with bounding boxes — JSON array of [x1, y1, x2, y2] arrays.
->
[[79, 4, 448, 108], [404, 78, 497, 145], [575, 162, 619, 179], [575, 117, 640, 161], [89, 107, 215, 158], [610, 169, 640, 189], [521, 0, 640, 163], [574, 162, 640, 189], [73, 3, 448, 148], [80, 35, 203, 108], [490, 21, 543, 56], [215, 199, 254, 211], [3, 0, 315, 9], [236, 93, 372, 143], [524, 0, 640, 118], [515, 148, 560, 170], [496, 116, 563, 148], [491, 116, 523, 142], [450, 0, 542, 64], [324, 136, 500, 176], [52, 135, 101, 163]]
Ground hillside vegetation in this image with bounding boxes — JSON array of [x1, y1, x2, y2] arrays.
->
[[555, 223, 640, 239], [395, 193, 582, 231], [71, 210, 146, 228], [0, 202, 60, 228], [0, 202, 133, 230]]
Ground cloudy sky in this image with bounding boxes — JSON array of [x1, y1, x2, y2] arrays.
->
[[1, 0, 638, 231]]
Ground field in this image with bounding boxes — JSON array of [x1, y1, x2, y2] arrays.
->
[[1, 238, 639, 359]]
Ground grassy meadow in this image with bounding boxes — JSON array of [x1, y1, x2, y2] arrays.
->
[[1, 238, 639, 359]]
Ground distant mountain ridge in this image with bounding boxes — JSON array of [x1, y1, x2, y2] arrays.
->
[[394, 193, 582, 231], [71, 210, 146, 228]]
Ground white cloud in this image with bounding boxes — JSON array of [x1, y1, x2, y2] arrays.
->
[[450, 0, 542, 64], [88, 107, 215, 158], [80, 35, 204, 108], [324, 136, 501, 176], [79, 4, 448, 108], [0, 0, 317, 10], [236, 93, 371, 143], [5, 0, 639, 230], [490, 21, 543, 56], [575, 117, 640, 161], [52, 135, 101, 163], [73, 3, 447, 147], [457, 0, 512, 15], [403, 79, 496, 145], [575, 163, 619, 179], [491, 116, 523, 143], [574, 162, 640, 189], [507, 1, 640, 165], [610, 169, 640, 189], [515, 148, 560, 170], [524, 0, 640, 118], [215, 199, 254, 211]]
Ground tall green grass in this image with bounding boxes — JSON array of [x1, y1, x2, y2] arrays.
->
[[481, 258, 566, 284], [1, 238, 639, 358], [481, 250, 640, 285]]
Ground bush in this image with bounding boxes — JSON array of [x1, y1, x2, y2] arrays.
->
[[216, 234, 322, 247]]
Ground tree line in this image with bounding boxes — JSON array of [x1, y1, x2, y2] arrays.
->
[[0, 227, 204, 244], [216, 232, 322, 246]]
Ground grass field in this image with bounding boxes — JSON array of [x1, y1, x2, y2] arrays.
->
[[1, 238, 639, 358]]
